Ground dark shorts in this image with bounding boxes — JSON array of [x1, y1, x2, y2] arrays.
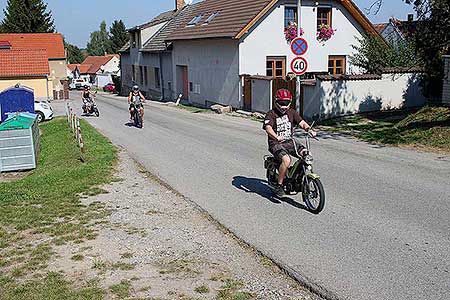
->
[[269, 140, 305, 161], [129, 103, 143, 110]]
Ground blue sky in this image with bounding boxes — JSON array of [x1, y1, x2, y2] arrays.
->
[[0, 0, 414, 48]]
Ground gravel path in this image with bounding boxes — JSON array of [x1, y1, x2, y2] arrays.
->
[[48, 150, 316, 300]]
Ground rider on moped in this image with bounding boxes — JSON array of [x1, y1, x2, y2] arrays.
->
[[263, 89, 316, 197], [128, 85, 146, 121], [81, 85, 93, 113]]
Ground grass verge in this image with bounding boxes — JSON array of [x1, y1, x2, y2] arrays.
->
[[0, 117, 117, 299], [319, 106, 450, 152]]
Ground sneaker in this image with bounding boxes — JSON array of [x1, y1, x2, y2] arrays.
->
[[273, 184, 285, 198]]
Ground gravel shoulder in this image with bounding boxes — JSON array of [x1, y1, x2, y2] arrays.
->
[[48, 150, 316, 300]]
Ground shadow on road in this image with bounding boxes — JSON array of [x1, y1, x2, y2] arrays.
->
[[232, 176, 309, 211]]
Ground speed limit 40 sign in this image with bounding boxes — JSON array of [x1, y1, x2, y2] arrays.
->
[[291, 56, 308, 75]]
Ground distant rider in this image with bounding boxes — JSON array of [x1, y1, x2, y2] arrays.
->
[[81, 85, 93, 113], [128, 85, 146, 122], [263, 89, 316, 197]]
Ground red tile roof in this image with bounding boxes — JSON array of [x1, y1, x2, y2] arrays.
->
[[68, 63, 92, 74], [0, 49, 50, 77], [0, 33, 66, 59], [169, 0, 273, 40], [67, 64, 78, 72], [81, 55, 117, 74]]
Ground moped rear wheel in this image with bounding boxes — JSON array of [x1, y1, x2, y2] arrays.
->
[[302, 177, 325, 214]]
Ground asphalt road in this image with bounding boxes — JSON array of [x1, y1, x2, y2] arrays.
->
[[56, 93, 450, 300]]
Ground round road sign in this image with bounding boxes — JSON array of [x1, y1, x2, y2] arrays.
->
[[291, 56, 308, 75], [291, 37, 308, 56]]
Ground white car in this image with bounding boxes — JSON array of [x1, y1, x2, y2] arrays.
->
[[34, 100, 53, 123], [70, 78, 92, 90]]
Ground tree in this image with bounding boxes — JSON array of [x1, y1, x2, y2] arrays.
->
[[350, 34, 419, 74], [110, 20, 128, 54], [64, 40, 85, 64], [0, 0, 55, 33], [365, 0, 450, 98], [87, 21, 112, 56], [412, 0, 450, 98]]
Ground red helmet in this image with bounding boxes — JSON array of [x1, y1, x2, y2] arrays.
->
[[275, 89, 292, 113]]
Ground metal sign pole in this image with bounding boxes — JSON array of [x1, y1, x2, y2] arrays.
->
[[296, 0, 302, 114]]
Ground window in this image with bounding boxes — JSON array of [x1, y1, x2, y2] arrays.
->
[[189, 82, 193, 92], [139, 66, 144, 85], [144, 66, 148, 86], [194, 84, 201, 94], [285, 7, 297, 28], [266, 57, 286, 79], [203, 12, 219, 24], [317, 7, 332, 29], [328, 56, 346, 75], [154, 67, 161, 88], [187, 14, 203, 26]]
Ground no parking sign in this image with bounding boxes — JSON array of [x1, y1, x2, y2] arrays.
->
[[291, 37, 308, 56], [290, 37, 308, 75]]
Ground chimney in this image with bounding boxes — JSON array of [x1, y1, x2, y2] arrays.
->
[[176, 0, 186, 11], [407, 14, 414, 22]]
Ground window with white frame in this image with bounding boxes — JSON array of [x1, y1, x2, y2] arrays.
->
[[187, 14, 203, 26], [285, 6, 297, 28]]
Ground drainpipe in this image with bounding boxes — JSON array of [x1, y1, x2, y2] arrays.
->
[[159, 53, 165, 101]]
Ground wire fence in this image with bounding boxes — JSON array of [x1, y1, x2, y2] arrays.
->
[[65, 103, 86, 162]]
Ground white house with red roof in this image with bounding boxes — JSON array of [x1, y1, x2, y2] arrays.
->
[[121, 0, 425, 117], [68, 54, 120, 88]]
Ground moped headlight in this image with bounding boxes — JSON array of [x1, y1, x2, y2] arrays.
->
[[305, 155, 314, 165]]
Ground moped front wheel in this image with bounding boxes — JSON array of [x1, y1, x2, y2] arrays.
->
[[302, 177, 325, 214]]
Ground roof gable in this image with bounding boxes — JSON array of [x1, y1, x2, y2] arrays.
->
[[0, 49, 50, 77], [0, 33, 66, 59], [167, 0, 382, 41]]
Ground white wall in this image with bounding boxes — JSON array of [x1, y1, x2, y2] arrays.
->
[[141, 22, 167, 47], [172, 39, 240, 107], [303, 73, 427, 119], [102, 56, 121, 75], [96, 74, 113, 88], [239, 0, 365, 76], [251, 78, 272, 113]]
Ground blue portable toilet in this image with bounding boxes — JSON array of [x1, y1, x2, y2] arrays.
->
[[0, 85, 35, 123]]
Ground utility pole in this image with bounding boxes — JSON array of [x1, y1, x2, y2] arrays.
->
[[296, 0, 302, 114]]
